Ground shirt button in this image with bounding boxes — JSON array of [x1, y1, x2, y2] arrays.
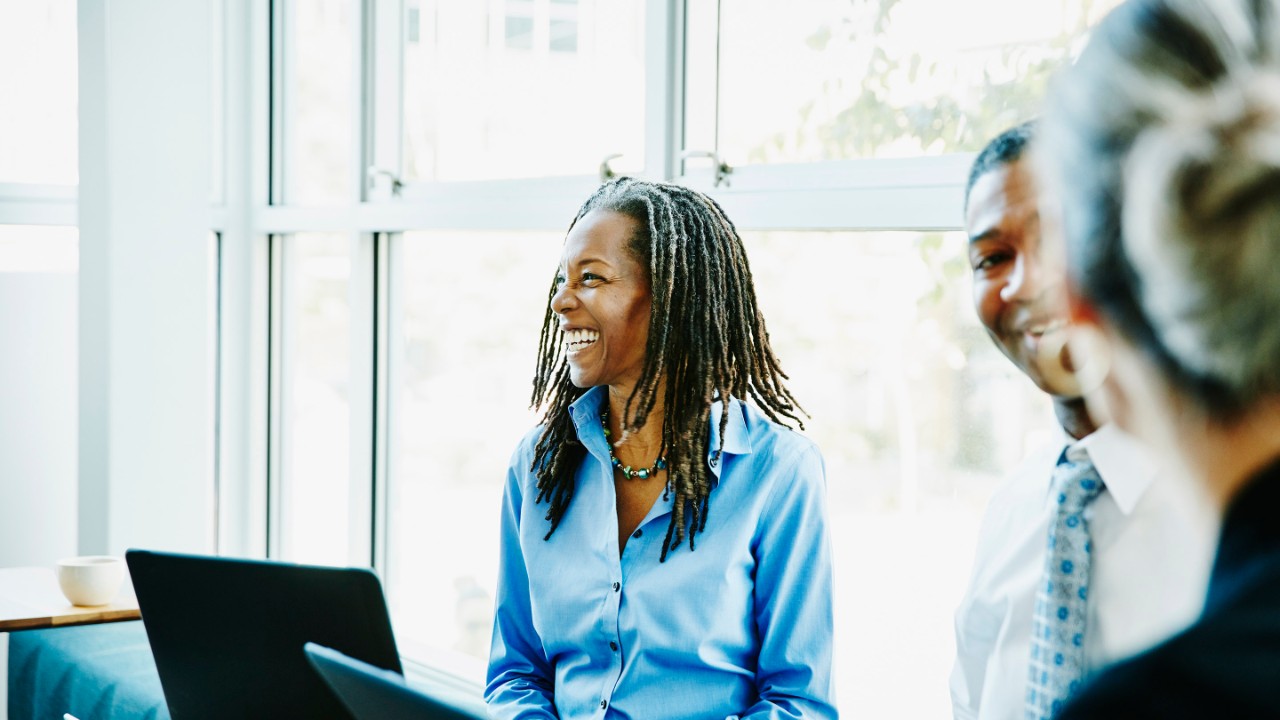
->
[[601, 699, 608, 709], [609, 641, 618, 651], [632, 529, 642, 539], [612, 581, 620, 592]]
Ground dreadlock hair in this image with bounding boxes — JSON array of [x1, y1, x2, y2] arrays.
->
[[529, 177, 805, 561]]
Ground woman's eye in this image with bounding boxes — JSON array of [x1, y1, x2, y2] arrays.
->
[[580, 273, 603, 285]]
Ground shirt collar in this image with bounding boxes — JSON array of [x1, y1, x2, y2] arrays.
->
[[1056, 422, 1156, 515], [567, 386, 610, 457], [566, 387, 754, 475], [707, 397, 753, 478]]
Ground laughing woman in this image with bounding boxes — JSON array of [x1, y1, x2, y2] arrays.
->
[[485, 178, 836, 719]]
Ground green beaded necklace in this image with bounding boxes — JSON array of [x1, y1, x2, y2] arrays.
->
[[600, 407, 667, 480]]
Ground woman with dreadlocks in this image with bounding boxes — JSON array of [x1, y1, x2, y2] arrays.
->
[[485, 178, 836, 719]]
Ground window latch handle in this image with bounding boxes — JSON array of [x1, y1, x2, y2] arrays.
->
[[680, 150, 733, 188], [366, 167, 404, 197], [599, 154, 624, 183]]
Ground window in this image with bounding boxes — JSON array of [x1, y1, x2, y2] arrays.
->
[[0, 1, 78, 185], [0, 226, 78, 573], [386, 231, 563, 673], [400, 0, 645, 183], [692, 0, 1121, 166], [243, 1, 1115, 715], [549, 0, 580, 53], [275, 233, 355, 566], [0, 226, 78, 273], [211, 0, 226, 205], [504, 1, 535, 50], [742, 230, 1053, 715], [277, 0, 357, 204]]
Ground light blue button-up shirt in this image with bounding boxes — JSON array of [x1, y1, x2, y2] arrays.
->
[[486, 385, 836, 719]]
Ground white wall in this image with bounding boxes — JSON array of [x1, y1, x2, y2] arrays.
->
[[0, 3, 213, 712], [0, 274, 78, 567], [77, 0, 215, 557], [0, 271, 78, 718]]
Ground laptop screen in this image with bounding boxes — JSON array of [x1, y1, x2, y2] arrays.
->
[[127, 549, 401, 720], [305, 643, 487, 720]]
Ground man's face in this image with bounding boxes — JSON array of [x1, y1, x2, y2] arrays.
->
[[967, 158, 1076, 397]]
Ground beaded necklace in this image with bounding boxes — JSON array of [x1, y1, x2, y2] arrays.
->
[[600, 407, 667, 480]]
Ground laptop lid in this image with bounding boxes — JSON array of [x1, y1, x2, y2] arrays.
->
[[305, 643, 487, 720], [126, 549, 401, 720]]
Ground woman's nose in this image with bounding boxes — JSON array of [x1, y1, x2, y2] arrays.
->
[[551, 280, 575, 314]]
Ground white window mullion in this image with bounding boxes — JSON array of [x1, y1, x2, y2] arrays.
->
[[217, 0, 274, 560], [266, 235, 286, 559], [643, 0, 683, 181], [371, 232, 395, 580], [269, 0, 287, 205], [684, 155, 974, 231], [365, 0, 405, 202], [0, 184, 77, 226], [678, 0, 718, 180], [347, 231, 377, 568]]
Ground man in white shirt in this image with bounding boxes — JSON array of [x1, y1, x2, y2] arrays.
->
[[950, 122, 1216, 720]]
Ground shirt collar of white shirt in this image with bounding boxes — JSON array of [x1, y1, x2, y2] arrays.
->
[[1050, 422, 1155, 515]]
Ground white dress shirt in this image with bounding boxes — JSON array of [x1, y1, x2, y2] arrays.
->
[[950, 423, 1217, 720]]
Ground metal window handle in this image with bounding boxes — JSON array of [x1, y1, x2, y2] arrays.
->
[[680, 150, 733, 188], [599, 153, 624, 183], [366, 167, 404, 196]]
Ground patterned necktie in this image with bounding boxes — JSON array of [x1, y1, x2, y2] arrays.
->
[[1026, 446, 1106, 720]]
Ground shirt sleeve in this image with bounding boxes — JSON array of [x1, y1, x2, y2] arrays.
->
[[739, 445, 838, 720], [950, 592, 985, 720], [484, 444, 559, 719], [951, 493, 1005, 720], [950, 465, 1031, 720]]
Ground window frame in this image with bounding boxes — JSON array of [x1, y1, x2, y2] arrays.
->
[[221, 0, 998, 697]]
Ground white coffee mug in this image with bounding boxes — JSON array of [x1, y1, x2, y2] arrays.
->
[[56, 556, 125, 607]]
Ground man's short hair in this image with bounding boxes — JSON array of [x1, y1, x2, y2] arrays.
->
[[965, 121, 1037, 210]]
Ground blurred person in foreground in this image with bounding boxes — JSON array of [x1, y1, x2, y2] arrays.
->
[[485, 177, 836, 719], [950, 121, 1215, 720], [1033, 0, 1280, 715]]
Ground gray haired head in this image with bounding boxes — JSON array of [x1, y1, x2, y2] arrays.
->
[[1040, 0, 1280, 418]]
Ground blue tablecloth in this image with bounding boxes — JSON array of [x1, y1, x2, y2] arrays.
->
[[7, 621, 169, 720]]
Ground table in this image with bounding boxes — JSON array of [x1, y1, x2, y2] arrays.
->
[[0, 566, 140, 632]]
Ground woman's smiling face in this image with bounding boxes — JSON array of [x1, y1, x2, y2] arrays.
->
[[551, 209, 652, 392]]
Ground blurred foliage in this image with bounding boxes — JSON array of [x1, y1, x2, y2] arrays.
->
[[748, 0, 1106, 163]]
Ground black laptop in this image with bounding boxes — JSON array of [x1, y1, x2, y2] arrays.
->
[[126, 549, 402, 720], [305, 643, 487, 720]]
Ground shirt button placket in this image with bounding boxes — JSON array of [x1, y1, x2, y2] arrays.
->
[[604, 576, 622, 714]]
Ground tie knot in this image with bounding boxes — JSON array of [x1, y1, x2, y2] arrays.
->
[[1051, 451, 1105, 510]]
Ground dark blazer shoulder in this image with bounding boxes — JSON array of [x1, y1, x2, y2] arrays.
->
[[1060, 568, 1280, 719]]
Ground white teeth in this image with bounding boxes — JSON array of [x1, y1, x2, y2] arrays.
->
[[564, 329, 600, 351]]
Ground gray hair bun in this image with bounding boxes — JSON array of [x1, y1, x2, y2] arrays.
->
[[1043, 0, 1280, 408], [1122, 67, 1280, 393]]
